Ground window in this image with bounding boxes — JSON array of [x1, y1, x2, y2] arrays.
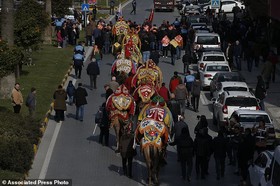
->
[[225, 97, 258, 107], [254, 153, 268, 168], [223, 87, 248, 92], [239, 114, 271, 123], [197, 36, 219, 45], [203, 56, 225, 61], [206, 65, 230, 72]]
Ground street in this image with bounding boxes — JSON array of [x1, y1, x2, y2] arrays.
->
[[28, 0, 280, 186]]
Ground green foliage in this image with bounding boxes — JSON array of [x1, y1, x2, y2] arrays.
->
[[0, 41, 23, 78], [52, 0, 72, 17], [0, 169, 24, 180], [0, 108, 40, 173], [14, 0, 49, 50]]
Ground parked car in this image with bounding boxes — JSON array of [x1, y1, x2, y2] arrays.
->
[[212, 81, 249, 98], [229, 109, 276, 146], [209, 71, 246, 97], [212, 91, 260, 128], [199, 62, 230, 88], [198, 51, 227, 70], [249, 150, 274, 186]]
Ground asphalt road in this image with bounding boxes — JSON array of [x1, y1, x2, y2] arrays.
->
[[28, 1, 245, 185]]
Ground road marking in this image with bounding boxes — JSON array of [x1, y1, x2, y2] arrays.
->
[[200, 92, 209, 105], [38, 122, 62, 179]]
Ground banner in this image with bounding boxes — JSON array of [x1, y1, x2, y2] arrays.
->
[[148, 8, 154, 23]]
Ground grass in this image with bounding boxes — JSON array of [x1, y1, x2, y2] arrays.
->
[[1, 45, 73, 121]]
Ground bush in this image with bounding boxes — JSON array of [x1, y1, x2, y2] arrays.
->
[[0, 108, 40, 173], [0, 169, 24, 180]]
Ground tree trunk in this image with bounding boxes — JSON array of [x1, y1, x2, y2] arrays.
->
[[1, 0, 14, 47], [43, 0, 52, 44]]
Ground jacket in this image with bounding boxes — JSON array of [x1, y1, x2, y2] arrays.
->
[[87, 62, 100, 75], [11, 88, 23, 105], [158, 86, 170, 102], [74, 87, 88, 107], [53, 89, 67, 111], [194, 133, 212, 157], [169, 76, 182, 93], [212, 135, 227, 159], [174, 84, 187, 100], [100, 103, 109, 128], [255, 76, 266, 100], [191, 80, 201, 96], [176, 134, 194, 160], [173, 121, 189, 142], [66, 82, 76, 97], [167, 99, 181, 122], [26, 92, 36, 109]]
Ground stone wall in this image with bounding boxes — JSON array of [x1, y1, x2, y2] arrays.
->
[[0, 73, 15, 99]]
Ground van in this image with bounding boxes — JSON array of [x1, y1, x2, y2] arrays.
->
[[265, 145, 280, 186]]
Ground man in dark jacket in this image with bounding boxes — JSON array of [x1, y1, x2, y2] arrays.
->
[[26, 87, 36, 118], [170, 127, 194, 181], [99, 102, 110, 146], [255, 75, 266, 110], [212, 130, 228, 180], [167, 93, 181, 123], [86, 58, 100, 90], [194, 128, 212, 179], [53, 85, 67, 122], [191, 76, 201, 112], [104, 84, 113, 100], [74, 83, 88, 121]]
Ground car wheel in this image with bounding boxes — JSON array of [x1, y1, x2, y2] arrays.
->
[[213, 114, 217, 125]]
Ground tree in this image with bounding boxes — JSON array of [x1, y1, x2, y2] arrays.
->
[[1, 0, 14, 47], [14, 0, 49, 50], [44, 0, 53, 44], [52, 0, 72, 17]]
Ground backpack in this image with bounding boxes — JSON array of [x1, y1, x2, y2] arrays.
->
[[95, 106, 104, 124]]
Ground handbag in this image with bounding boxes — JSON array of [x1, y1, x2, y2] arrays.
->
[[95, 107, 103, 124]]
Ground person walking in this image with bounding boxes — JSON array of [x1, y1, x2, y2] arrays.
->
[[66, 81, 75, 105], [74, 83, 88, 122], [74, 41, 85, 55], [130, 0, 136, 15], [11, 83, 23, 114], [120, 128, 136, 178], [182, 51, 192, 73], [212, 130, 228, 180], [92, 5, 97, 21], [194, 127, 212, 180], [109, 76, 119, 92], [25, 87, 36, 118], [169, 71, 182, 93], [194, 115, 208, 137], [174, 79, 188, 116], [191, 76, 201, 112], [158, 82, 170, 103], [233, 40, 242, 71], [53, 85, 67, 122], [91, 45, 103, 67], [226, 42, 234, 69], [99, 102, 110, 146], [184, 71, 195, 107], [86, 58, 100, 90], [167, 93, 181, 123], [255, 75, 266, 110], [170, 127, 194, 182], [109, 0, 115, 15], [73, 52, 84, 79], [85, 23, 93, 46]]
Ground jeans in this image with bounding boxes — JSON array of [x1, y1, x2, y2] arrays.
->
[[104, 42, 110, 54], [191, 95, 200, 111], [74, 65, 82, 78], [176, 47, 182, 59], [178, 99, 186, 115], [259, 99, 265, 111], [62, 38, 67, 48], [171, 53, 176, 65], [89, 74, 97, 89], [86, 35, 92, 46], [215, 157, 225, 178], [76, 105, 85, 121], [234, 56, 241, 70], [150, 42, 156, 50], [158, 41, 162, 51], [96, 59, 101, 67], [142, 51, 150, 63], [68, 96, 74, 105]]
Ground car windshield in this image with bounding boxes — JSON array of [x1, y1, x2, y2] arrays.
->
[[239, 114, 271, 123], [225, 97, 258, 107], [218, 73, 244, 82], [206, 65, 229, 72], [203, 56, 225, 61], [197, 36, 219, 44], [223, 87, 247, 91]]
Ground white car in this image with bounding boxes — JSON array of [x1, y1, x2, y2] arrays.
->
[[212, 91, 260, 128], [199, 62, 230, 88], [198, 51, 227, 70], [228, 109, 276, 146], [193, 33, 221, 52], [249, 150, 274, 186], [212, 81, 249, 98], [220, 0, 245, 13]]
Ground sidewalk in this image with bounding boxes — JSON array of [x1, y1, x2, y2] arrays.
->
[[239, 60, 280, 139]]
